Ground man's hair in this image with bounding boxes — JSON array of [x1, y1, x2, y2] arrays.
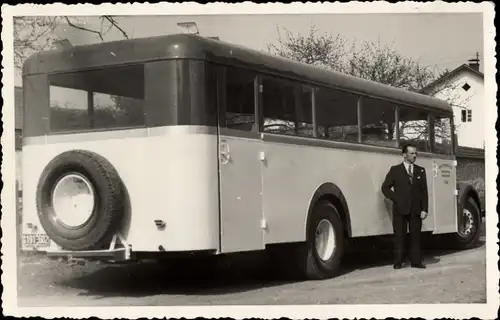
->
[[402, 142, 416, 154]]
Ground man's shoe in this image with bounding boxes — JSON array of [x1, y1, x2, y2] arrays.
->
[[393, 263, 403, 269], [411, 263, 426, 269]]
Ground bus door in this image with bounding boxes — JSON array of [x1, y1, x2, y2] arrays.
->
[[432, 159, 458, 234], [214, 65, 265, 253]]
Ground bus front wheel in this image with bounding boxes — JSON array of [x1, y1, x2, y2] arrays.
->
[[450, 196, 482, 250], [301, 200, 345, 280]]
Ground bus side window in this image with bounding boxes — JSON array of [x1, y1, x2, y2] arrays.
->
[[223, 67, 256, 132], [315, 87, 359, 142], [261, 77, 297, 136], [295, 85, 315, 138], [398, 106, 431, 153], [432, 114, 453, 155], [360, 96, 398, 148], [49, 86, 90, 132]]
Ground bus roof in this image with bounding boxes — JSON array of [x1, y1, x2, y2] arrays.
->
[[23, 33, 452, 114]]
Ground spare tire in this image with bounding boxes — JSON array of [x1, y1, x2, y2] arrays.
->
[[36, 150, 126, 251]]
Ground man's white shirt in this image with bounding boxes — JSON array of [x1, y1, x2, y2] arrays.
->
[[403, 161, 414, 176]]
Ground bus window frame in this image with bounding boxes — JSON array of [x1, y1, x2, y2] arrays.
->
[[311, 87, 318, 138], [245, 66, 454, 158], [308, 84, 361, 143], [46, 62, 148, 135], [260, 73, 305, 137], [394, 106, 400, 149], [428, 113, 436, 152], [255, 75, 263, 134], [39, 58, 453, 158], [429, 111, 455, 156], [216, 64, 260, 134], [451, 116, 457, 155]]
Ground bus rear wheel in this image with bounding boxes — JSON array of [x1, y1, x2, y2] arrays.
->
[[301, 200, 344, 280]]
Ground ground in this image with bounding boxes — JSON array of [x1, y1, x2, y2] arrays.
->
[[17, 226, 486, 307]]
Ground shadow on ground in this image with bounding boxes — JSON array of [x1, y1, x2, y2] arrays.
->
[[60, 253, 295, 299], [56, 231, 485, 300], [339, 235, 485, 277], [340, 218, 487, 276]]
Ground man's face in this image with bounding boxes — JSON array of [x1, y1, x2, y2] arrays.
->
[[404, 146, 417, 164]]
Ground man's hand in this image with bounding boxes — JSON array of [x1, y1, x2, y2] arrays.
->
[[420, 211, 428, 220]]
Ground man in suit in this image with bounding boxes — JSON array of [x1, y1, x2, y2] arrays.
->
[[381, 143, 429, 269]]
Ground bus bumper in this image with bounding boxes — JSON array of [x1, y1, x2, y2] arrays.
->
[[45, 233, 132, 262], [45, 247, 130, 262]]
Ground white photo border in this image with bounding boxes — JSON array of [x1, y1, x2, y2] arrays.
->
[[1, 2, 498, 319]]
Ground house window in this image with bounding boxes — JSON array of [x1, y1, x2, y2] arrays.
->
[[461, 109, 472, 122], [462, 82, 471, 91]]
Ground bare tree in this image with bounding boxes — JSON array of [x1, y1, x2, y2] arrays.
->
[[13, 15, 129, 71], [266, 26, 438, 91], [348, 39, 436, 92], [266, 25, 349, 72]]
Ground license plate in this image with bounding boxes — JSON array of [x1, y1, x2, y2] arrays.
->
[[23, 233, 50, 247]]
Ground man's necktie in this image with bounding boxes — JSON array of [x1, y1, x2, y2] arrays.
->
[[408, 165, 413, 183]]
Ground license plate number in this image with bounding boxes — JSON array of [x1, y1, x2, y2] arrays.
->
[[23, 233, 50, 247]]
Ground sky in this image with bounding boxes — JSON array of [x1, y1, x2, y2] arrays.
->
[[14, 12, 484, 87]]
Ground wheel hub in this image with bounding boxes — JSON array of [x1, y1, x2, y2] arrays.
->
[[51, 173, 96, 227], [315, 219, 336, 261], [458, 208, 474, 237]]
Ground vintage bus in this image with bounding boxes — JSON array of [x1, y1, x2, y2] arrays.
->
[[20, 33, 483, 280]]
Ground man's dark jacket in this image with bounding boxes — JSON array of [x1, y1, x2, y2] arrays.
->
[[381, 162, 429, 216]]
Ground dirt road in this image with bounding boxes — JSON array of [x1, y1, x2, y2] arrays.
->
[[17, 234, 486, 307]]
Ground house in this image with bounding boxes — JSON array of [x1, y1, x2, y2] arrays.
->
[[420, 56, 485, 149], [421, 57, 486, 212]]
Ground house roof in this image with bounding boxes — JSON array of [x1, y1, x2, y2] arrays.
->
[[420, 63, 484, 95], [456, 145, 485, 159], [15, 86, 23, 130]]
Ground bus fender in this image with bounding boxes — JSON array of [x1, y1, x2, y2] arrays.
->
[[305, 182, 352, 239], [456, 181, 482, 214]]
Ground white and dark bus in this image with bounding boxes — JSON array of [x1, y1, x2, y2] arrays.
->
[[20, 34, 483, 280]]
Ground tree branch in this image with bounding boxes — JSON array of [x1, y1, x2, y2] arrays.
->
[[104, 16, 129, 39], [64, 16, 104, 41], [14, 16, 130, 71]]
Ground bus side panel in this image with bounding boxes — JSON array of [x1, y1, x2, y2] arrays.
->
[[217, 134, 265, 253], [411, 157, 436, 233], [261, 140, 436, 245], [431, 159, 458, 234]]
